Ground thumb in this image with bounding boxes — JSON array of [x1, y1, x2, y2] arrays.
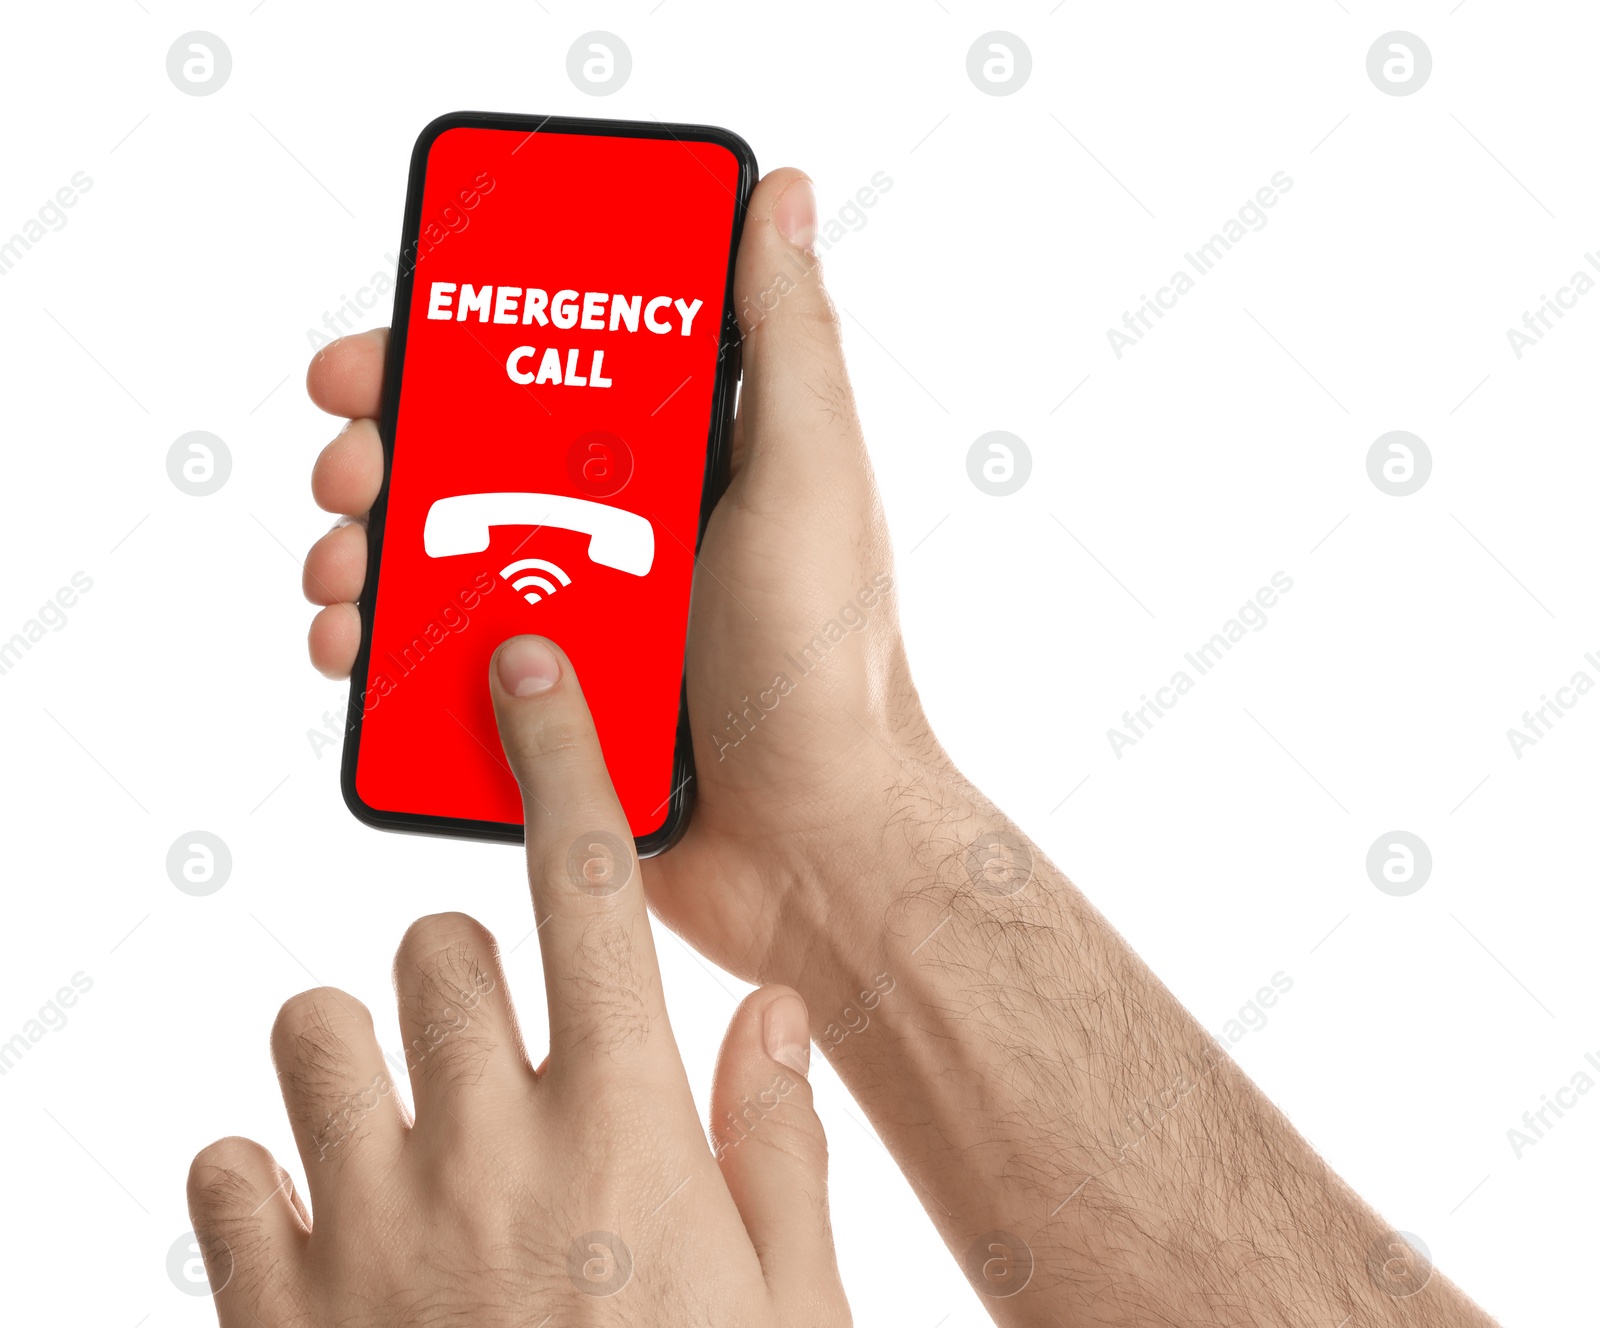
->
[[730, 168, 869, 493], [710, 986, 845, 1312]]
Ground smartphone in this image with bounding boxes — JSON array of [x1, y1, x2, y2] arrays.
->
[[341, 112, 756, 853]]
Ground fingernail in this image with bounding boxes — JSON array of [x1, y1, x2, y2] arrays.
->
[[762, 994, 811, 1078], [496, 636, 560, 697], [772, 176, 816, 251]]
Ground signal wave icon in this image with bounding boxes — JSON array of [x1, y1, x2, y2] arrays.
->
[[501, 557, 572, 606]]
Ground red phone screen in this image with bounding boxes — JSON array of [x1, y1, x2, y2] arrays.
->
[[351, 122, 744, 840]]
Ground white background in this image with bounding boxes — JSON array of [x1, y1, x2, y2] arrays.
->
[[0, 2, 1593, 1323]]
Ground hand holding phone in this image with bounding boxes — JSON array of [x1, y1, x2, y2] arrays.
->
[[306, 164, 916, 995]]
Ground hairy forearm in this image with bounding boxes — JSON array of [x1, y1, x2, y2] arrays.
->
[[789, 748, 1493, 1327]]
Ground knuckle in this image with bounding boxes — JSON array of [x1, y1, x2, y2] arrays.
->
[[396, 916, 501, 1022], [799, 288, 843, 329], [534, 829, 636, 906], [528, 714, 593, 759], [563, 1088, 655, 1167], [717, 1078, 830, 1171], [396, 911, 495, 971], [186, 1142, 293, 1312], [188, 1136, 275, 1215], [551, 918, 656, 1061], [395, 916, 504, 1082], [272, 987, 368, 1045], [768, 1100, 830, 1171], [271, 988, 371, 1086]]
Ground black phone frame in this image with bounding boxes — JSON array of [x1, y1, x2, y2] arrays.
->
[[340, 110, 757, 856]]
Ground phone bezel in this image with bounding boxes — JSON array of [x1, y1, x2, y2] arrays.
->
[[339, 110, 757, 856]]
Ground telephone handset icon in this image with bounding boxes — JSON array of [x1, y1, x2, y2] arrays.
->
[[423, 492, 655, 578]]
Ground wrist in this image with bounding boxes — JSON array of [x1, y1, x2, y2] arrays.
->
[[773, 734, 1085, 1047], [759, 729, 983, 1015]]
